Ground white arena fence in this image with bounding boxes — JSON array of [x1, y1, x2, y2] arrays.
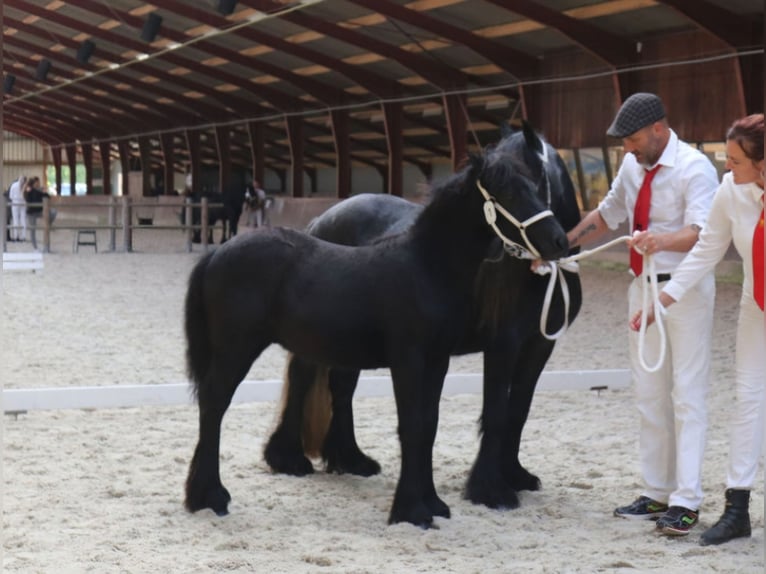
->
[[1, 194, 344, 253], [2, 370, 630, 413]]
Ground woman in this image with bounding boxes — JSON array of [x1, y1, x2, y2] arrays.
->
[[630, 113, 764, 546]]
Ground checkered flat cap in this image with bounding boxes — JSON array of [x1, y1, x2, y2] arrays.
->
[[607, 93, 666, 138]]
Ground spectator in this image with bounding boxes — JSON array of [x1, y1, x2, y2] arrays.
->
[[24, 176, 56, 250], [8, 175, 27, 241], [245, 180, 267, 227]]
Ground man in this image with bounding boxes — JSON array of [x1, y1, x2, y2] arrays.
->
[[567, 93, 718, 536], [8, 175, 27, 241]]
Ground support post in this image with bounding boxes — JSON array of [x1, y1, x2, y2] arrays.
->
[[184, 198, 193, 253], [121, 196, 132, 252], [0, 194, 7, 252], [201, 197, 209, 251], [108, 197, 117, 252], [42, 197, 51, 253]]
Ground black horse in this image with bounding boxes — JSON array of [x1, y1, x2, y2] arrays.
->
[[183, 126, 571, 527], [264, 123, 583, 512], [182, 184, 245, 243]]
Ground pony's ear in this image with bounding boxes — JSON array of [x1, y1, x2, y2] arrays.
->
[[499, 122, 514, 138], [468, 152, 484, 176], [522, 120, 543, 156]]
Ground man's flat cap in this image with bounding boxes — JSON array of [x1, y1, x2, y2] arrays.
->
[[606, 93, 666, 138]]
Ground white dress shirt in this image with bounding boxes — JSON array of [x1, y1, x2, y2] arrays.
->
[[598, 129, 719, 274], [664, 172, 765, 304]]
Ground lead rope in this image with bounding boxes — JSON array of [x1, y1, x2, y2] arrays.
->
[[536, 233, 667, 373]]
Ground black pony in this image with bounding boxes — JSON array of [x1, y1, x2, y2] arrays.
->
[[264, 123, 583, 512], [183, 126, 570, 527], [182, 184, 245, 243]]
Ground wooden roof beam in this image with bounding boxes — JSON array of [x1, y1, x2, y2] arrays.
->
[[242, 0, 469, 90], [349, 0, 539, 80], [484, 0, 636, 67], [656, 0, 761, 49]]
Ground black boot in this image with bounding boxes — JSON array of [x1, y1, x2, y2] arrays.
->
[[699, 489, 751, 546]]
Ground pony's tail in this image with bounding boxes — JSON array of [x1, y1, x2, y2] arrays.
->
[[185, 251, 215, 399], [277, 353, 333, 458], [302, 366, 332, 458]]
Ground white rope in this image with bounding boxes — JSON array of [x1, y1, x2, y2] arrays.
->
[[634, 249, 668, 373], [534, 235, 634, 340], [535, 235, 668, 373]]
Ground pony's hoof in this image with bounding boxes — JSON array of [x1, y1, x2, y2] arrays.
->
[[264, 442, 315, 476], [425, 495, 450, 519], [185, 484, 232, 516], [325, 453, 381, 477], [388, 501, 434, 528], [464, 479, 520, 510], [506, 466, 542, 492]]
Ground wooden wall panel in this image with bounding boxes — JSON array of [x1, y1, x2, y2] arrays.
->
[[639, 30, 746, 143], [529, 51, 620, 149], [528, 30, 753, 148]]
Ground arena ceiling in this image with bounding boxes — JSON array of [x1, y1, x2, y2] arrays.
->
[[1, 0, 763, 180]]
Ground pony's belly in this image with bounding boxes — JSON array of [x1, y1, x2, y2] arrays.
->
[[278, 331, 388, 370]]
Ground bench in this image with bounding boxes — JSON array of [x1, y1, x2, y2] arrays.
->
[[73, 229, 98, 252], [2, 251, 44, 272]]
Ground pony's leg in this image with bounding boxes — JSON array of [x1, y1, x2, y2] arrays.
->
[[388, 354, 450, 527], [219, 220, 227, 244], [185, 382, 233, 516], [185, 347, 263, 516], [501, 334, 556, 492], [465, 338, 520, 510], [263, 355, 317, 476], [418, 362, 450, 520], [324, 368, 381, 476]]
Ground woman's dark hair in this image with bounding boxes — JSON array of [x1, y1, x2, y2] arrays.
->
[[726, 113, 764, 162]]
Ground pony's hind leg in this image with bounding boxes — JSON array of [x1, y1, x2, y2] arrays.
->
[[264, 355, 317, 476], [323, 368, 381, 476], [185, 347, 263, 516], [185, 390, 232, 516]]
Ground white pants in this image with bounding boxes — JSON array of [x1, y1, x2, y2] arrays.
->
[[726, 296, 766, 489], [629, 272, 715, 510], [10, 202, 26, 240], [247, 207, 264, 227]]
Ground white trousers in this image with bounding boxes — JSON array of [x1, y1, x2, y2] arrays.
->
[[726, 296, 766, 489], [628, 272, 715, 510], [10, 203, 26, 240]]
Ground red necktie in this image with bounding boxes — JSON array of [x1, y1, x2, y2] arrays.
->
[[631, 165, 661, 276], [753, 203, 764, 311]]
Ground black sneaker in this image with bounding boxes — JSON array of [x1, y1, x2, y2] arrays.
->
[[614, 496, 669, 520], [656, 506, 699, 536]]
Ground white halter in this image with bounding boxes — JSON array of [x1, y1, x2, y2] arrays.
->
[[477, 143, 555, 260]]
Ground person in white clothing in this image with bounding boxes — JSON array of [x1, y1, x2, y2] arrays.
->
[[8, 175, 27, 241], [631, 113, 765, 546], [244, 180, 267, 227], [566, 93, 718, 536]]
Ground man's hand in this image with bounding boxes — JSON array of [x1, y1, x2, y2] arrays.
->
[[629, 230, 665, 256]]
